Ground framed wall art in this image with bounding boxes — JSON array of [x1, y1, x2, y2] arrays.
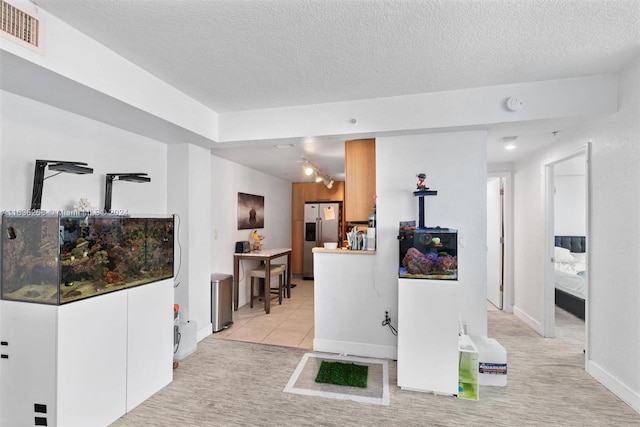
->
[[237, 192, 264, 230]]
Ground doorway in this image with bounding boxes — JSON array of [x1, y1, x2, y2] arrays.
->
[[542, 145, 589, 361], [487, 177, 503, 309], [487, 172, 513, 313]]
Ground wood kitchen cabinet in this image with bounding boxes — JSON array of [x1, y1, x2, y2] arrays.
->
[[345, 139, 376, 222], [290, 182, 344, 274]]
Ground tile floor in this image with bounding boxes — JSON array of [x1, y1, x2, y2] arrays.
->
[[211, 278, 314, 350]]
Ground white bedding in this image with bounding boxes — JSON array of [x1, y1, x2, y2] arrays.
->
[[554, 249, 586, 300]]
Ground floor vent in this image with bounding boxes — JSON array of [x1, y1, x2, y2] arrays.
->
[[1, 0, 41, 50]]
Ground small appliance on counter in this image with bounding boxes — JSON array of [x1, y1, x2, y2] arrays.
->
[[235, 241, 251, 253]]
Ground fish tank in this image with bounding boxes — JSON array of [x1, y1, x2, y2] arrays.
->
[[1, 212, 174, 305], [398, 225, 458, 280]]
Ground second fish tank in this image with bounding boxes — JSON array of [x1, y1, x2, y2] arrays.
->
[[1, 213, 174, 305], [398, 225, 458, 280]]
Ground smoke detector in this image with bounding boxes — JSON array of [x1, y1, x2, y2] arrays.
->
[[505, 96, 524, 112]]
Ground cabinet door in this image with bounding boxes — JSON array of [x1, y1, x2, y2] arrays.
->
[[345, 139, 376, 222], [57, 290, 128, 426], [291, 220, 304, 274], [127, 279, 173, 411], [292, 183, 305, 221], [397, 279, 459, 395], [0, 301, 58, 427]]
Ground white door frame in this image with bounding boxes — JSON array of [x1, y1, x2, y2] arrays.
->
[[488, 171, 513, 313], [541, 143, 590, 361]]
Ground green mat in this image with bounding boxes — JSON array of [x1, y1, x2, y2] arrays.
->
[[315, 360, 368, 388]]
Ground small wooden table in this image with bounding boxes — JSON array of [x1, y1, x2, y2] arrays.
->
[[233, 248, 292, 314]]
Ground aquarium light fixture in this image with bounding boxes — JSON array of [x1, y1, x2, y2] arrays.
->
[[301, 157, 334, 188], [31, 160, 94, 210], [104, 173, 151, 213]]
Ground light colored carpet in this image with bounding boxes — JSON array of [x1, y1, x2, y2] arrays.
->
[[111, 309, 639, 426]]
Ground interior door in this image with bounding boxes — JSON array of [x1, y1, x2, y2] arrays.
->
[[487, 177, 503, 309]]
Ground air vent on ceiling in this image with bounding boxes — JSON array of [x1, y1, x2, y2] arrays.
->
[[0, 0, 43, 52]]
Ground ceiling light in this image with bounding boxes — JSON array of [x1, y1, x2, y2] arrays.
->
[[275, 144, 294, 149], [505, 144, 516, 150], [324, 178, 334, 189], [301, 156, 334, 188]]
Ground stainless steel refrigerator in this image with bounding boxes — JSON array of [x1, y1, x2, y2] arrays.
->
[[303, 202, 342, 279]]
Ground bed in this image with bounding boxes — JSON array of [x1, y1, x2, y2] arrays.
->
[[554, 236, 586, 320]]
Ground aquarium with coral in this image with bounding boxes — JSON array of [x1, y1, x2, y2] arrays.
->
[[1, 213, 174, 305], [398, 226, 458, 280]]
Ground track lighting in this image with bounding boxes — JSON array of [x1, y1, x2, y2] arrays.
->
[[301, 157, 334, 189]]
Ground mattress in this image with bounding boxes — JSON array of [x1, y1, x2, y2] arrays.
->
[[555, 261, 586, 300]]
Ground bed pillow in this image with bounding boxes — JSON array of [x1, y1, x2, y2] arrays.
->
[[554, 246, 576, 264]]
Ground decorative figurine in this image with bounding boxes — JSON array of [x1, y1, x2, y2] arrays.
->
[[251, 229, 264, 251], [416, 173, 429, 190]]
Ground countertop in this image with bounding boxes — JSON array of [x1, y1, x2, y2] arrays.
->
[[312, 247, 376, 255]]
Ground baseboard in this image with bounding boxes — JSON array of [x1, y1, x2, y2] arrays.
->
[[313, 338, 397, 360], [197, 322, 213, 342], [513, 305, 543, 336], [587, 360, 640, 414]]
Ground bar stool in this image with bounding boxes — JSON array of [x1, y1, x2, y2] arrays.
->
[[259, 263, 290, 298], [271, 263, 291, 298], [249, 264, 286, 310]]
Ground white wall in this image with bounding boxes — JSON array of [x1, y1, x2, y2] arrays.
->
[[376, 131, 488, 338], [0, 90, 167, 213], [210, 154, 291, 309], [513, 56, 640, 411], [167, 144, 212, 340], [554, 175, 586, 236]]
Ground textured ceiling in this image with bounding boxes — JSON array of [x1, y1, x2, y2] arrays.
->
[[28, 0, 640, 179], [33, 0, 640, 113]]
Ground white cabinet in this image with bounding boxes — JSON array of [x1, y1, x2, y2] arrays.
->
[[397, 278, 459, 395], [0, 279, 173, 426]]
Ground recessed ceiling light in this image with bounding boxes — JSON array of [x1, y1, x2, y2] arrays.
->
[[275, 144, 294, 149], [505, 144, 516, 150]]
